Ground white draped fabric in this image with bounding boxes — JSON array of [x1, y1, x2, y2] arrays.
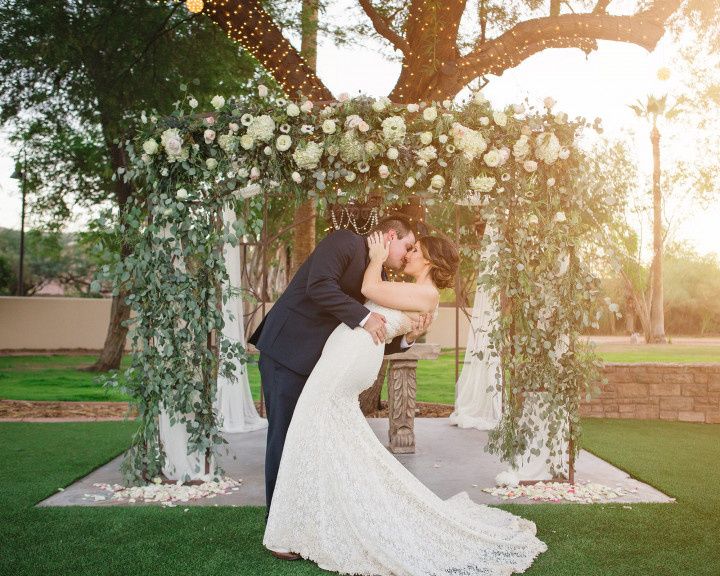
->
[[158, 209, 266, 482], [449, 225, 502, 431], [215, 206, 268, 434]]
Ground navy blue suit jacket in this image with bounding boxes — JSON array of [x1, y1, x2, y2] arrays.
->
[[248, 229, 404, 376]]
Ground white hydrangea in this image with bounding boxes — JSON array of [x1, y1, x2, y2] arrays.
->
[[512, 135, 531, 159], [381, 115, 406, 144], [415, 145, 437, 164], [468, 176, 496, 193], [246, 115, 276, 142], [535, 132, 561, 164], [364, 141, 379, 156], [218, 133, 238, 152], [292, 141, 323, 170], [451, 122, 487, 161], [210, 95, 225, 110], [275, 135, 292, 151], [339, 132, 363, 163]]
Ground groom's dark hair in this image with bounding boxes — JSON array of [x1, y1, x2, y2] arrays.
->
[[372, 215, 415, 239]]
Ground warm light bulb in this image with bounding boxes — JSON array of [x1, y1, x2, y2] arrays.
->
[[186, 0, 204, 13]]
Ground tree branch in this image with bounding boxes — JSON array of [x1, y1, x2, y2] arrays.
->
[[204, 0, 332, 100], [357, 0, 409, 53], [455, 1, 683, 90], [593, 0, 613, 14]]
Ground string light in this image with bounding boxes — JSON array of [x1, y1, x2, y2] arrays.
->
[[185, 0, 204, 13]]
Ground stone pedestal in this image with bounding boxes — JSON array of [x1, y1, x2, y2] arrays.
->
[[384, 343, 441, 453]]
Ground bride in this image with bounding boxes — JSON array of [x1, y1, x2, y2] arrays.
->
[[263, 231, 547, 576]]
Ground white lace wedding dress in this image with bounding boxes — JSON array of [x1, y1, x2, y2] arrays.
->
[[263, 301, 547, 576]]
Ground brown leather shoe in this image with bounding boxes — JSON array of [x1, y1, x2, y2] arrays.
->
[[268, 549, 301, 561]]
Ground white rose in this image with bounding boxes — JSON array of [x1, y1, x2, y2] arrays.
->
[[142, 139, 159, 155], [176, 188, 189, 200], [420, 131, 433, 145], [275, 135, 292, 151], [483, 149, 501, 167], [250, 167, 261, 180], [240, 134, 254, 150], [498, 147, 511, 164], [371, 98, 387, 112], [236, 183, 262, 200], [229, 122, 239, 132], [344, 114, 362, 129], [423, 106, 438, 121], [405, 177, 416, 188], [140, 153, 150, 164], [535, 132, 561, 164], [493, 111, 507, 127], [527, 214, 539, 225], [443, 99, 452, 109], [210, 95, 225, 110], [472, 91, 488, 105], [479, 116, 490, 126], [407, 103, 419, 113], [387, 147, 399, 160], [206, 158, 218, 170], [523, 160, 538, 172], [300, 100, 313, 113], [358, 121, 370, 133], [188, 98, 198, 109], [559, 147, 570, 160], [345, 171, 356, 182], [322, 119, 337, 134], [263, 146, 272, 155], [378, 164, 390, 178], [430, 174, 445, 189], [512, 135, 530, 159], [286, 103, 300, 117], [554, 211, 567, 222], [291, 171, 302, 183], [258, 84, 268, 97], [547, 177, 556, 187], [204, 129, 216, 144]]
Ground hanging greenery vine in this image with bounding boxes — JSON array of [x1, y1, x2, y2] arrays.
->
[[108, 84, 619, 484]]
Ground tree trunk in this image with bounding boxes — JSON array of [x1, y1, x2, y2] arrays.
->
[[649, 122, 666, 343], [86, 141, 134, 372], [288, 0, 320, 280]]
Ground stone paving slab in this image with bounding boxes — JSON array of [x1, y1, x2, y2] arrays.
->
[[38, 418, 673, 508]]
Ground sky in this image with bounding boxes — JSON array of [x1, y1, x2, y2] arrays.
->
[[1, 2, 718, 262]]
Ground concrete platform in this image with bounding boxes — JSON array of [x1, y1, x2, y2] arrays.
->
[[38, 418, 673, 508]]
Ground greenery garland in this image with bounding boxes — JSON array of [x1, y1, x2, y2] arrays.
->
[[109, 84, 619, 484]]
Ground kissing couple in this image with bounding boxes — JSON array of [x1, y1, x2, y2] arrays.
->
[[249, 215, 546, 575]]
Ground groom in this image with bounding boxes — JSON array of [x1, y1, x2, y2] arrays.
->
[[249, 215, 432, 557]]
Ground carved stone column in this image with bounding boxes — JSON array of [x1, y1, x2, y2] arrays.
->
[[387, 359, 418, 453], [384, 343, 441, 454]]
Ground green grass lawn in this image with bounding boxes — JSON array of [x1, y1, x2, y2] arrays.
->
[[2, 343, 719, 404], [0, 418, 718, 575]]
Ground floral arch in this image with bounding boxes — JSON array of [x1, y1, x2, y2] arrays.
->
[[109, 85, 616, 485]]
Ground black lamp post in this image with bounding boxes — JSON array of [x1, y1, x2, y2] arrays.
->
[[10, 149, 26, 297]]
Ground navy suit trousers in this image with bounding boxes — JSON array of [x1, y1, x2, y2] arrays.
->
[[259, 352, 307, 520]]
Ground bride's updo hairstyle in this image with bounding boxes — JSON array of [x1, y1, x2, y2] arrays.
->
[[417, 235, 459, 290]]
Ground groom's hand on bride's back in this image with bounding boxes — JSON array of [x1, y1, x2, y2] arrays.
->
[[363, 312, 387, 345]]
